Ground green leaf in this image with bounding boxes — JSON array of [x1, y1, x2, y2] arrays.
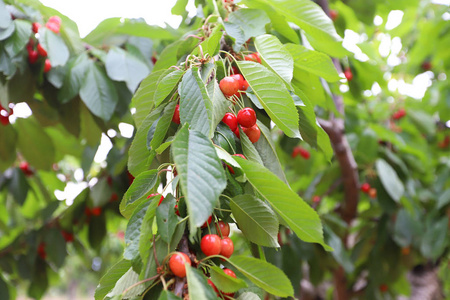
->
[[234, 157, 331, 251], [262, 0, 347, 58], [105, 46, 150, 92], [120, 170, 158, 219], [375, 159, 404, 202], [91, 177, 112, 207], [0, 1, 12, 29], [171, 126, 227, 235], [227, 255, 294, 297], [44, 228, 67, 268], [107, 268, 145, 299], [16, 117, 55, 171], [285, 44, 341, 82], [255, 34, 294, 84], [237, 292, 261, 300], [124, 201, 151, 260], [420, 216, 448, 260], [207, 79, 230, 137], [0, 124, 17, 171], [408, 110, 435, 136], [88, 213, 107, 251], [186, 266, 218, 300], [0, 275, 10, 300], [154, 69, 185, 107], [243, 0, 299, 44], [0, 22, 14, 41], [58, 54, 91, 103], [158, 290, 182, 300], [4, 20, 31, 58], [179, 68, 213, 137], [209, 265, 248, 293], [171, 0, 188, 15], [253, 121, 287, 183], [8, 168, 29, 206], [38, 28, 70, 67], [227, 9, 270, 51], [237, 61, 300, 138], [230, 195, 279, 247], [79, 61, 119, 121], [132, 70, 165, 129], [156, 194, 179, 243], [393, 209, 414, 247], [128, 105, 165, 177], [150, 101, 177, 151], [193, 25, 223, 57]]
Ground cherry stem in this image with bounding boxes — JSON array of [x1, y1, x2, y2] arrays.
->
[[160, 275, 168, 290], [214, 207, 232, 212], [152, 235, 160, 268]]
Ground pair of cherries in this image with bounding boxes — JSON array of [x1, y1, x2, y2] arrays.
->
[[222, 108, 260, 143]]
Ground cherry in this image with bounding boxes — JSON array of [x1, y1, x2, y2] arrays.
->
[[237, 108, 256, 128], [292, 146, 310, 159], [91, 207, 102, 216], [200, 234, 222, 256], [219, 76, 239, 97], [201, 216, 212, 228], [172, 104, 180, 124], [223, 268, 236, 278], [344, 68, 353, 81], [379, 284, 388, 293], [19, 162, 34, 176], [147, 193, 165, 206], [109, 193, 118, 202], [421, 61, 432, 71], [0, 115, 9, 126], [368, 188, 377, 199], [392, 108, 406, 120], [231, 66, 240, 75], [32, 22, 41, 33], [222, 112, 238, 132], [227, 153, 246, 174], [233, 127, 240, 138], [438, 135, 450, 149], [244, 52, 261, 64], [84, 207, 91, 216], [44, 59, 51, 73], [48, 16, 62, 25], [61, 231, 74, 242], [401, 246, 410, 256], [360, 183, 371, 193], [174, 204, 180, 216], [216, 221, 230, 237], [36, 44, 47, 57], [220, 237, 234, 258], [151, 56, 157, 64], [28, 50, 39, 64], [127, 171, 135, 185], [169, 252, 191, 278], [37, 243, 47, 259], [45, 21, 60, 34], [242, 124, 261, 143], [330, 10, 338, 21], [312, 195, 321, 203], [207, 279, 219, 295]]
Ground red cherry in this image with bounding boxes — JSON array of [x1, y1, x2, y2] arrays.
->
[[207, 279, 219, 295], [200, 234, 222, 256], [151, 56, 157, 64], [421, 61, 432, 71], [219, 76, 239, 97], [227, 153, 246, 174], [233, 127, 240, 138], [44, 59, 51, 73], [240, 79, 249, 92], [169, 252, 191, 278], [392, 108, 406, 120], [330, 10, 338, 21], [84, 207, 91, 216], [220, 237, 234, 258], [19, 162, 34, 176], [242, 124, 261, 143], [368, 188, 377, 199], [237, 108, 256, 128], [379, 284, 388, 293], [231, 66, 240, 75], [312, 195, 321, 203], [147, 193, 165, 206], [172, 104, 180, 124], [48, 16, 62, 25], [36, 44, 47, 57], [222, 113, 238, 132], [28, 50, 39, 64], [0, 115, 9, 126], [223, 268, 236, 278], [91, 207, 102, 216], [360, 183, 371, 193], [344, 68, 353, 81], [32, 22, 41, 33], [110, 193, 118, 202], [292, 146, 310, 159], [174, 204, 180, 216], [127, 171, 134, 185], [45, 21, 60, 34], [201, 216, 213, 228], [37, 243, 47, 259], [61, 231, 74, 242], [216, 221, 230, 237], [244, 52, 261, 64], [438, 135, 450, 149]]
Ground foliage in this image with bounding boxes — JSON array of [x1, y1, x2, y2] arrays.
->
[[0, 0, 449, 299]]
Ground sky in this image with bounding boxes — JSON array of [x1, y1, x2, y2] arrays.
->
[[39, 0, 195, 37]]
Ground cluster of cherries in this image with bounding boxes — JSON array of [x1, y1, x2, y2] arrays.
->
[[168, 219, 236, 298], [360, 182, 377, 199], [291, 146, 310, 159], [0, 103, 14, 126], [27, 16, 62, 73]]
